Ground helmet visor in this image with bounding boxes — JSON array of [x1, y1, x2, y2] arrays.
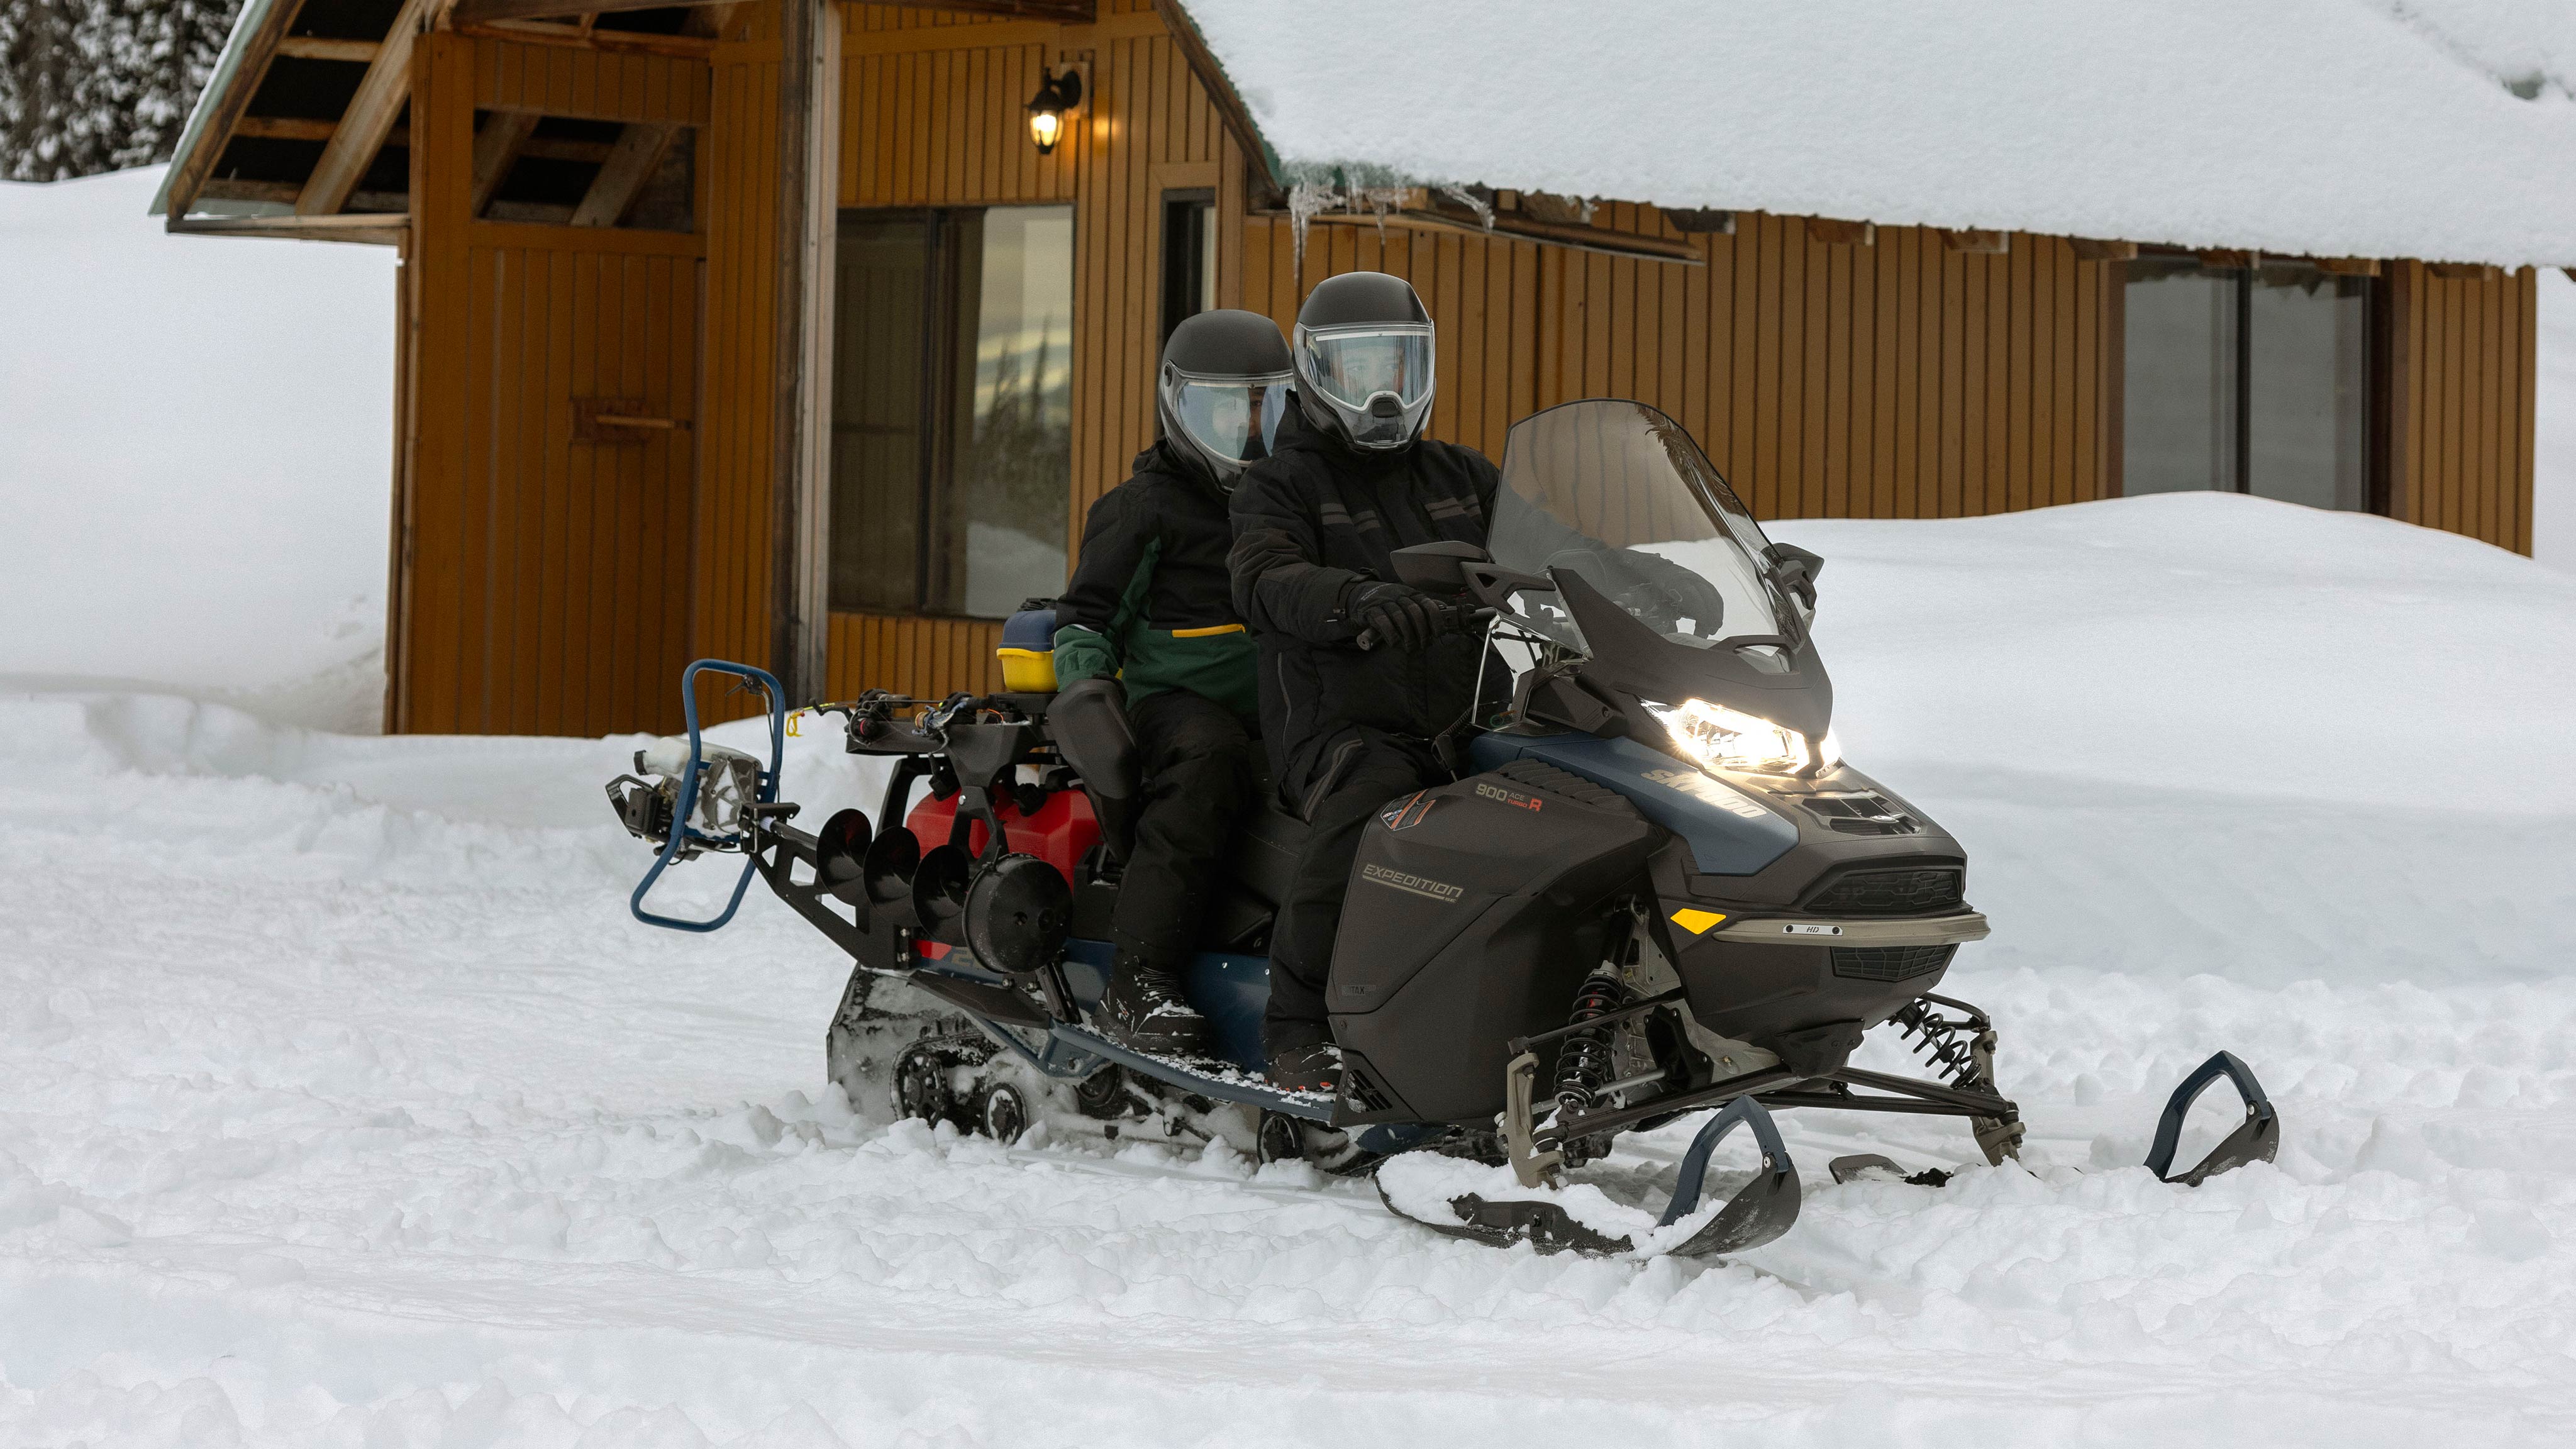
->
[[1299, 325, 1435, 413], [1172, 373, 1293, 467]]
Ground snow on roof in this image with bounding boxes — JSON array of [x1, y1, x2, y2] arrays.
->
[[1176, 0, 2576, 268]]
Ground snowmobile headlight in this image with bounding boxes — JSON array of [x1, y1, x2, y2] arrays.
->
[[1646, 698, 1811, 776]]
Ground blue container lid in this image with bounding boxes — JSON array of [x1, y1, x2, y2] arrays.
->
[[1002, 602, 1058, 652]]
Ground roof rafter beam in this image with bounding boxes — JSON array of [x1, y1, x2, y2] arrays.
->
[[275, 35, 380, 62], [469, 109, 541, 217], [298, 0, 438, 216], [570, 122, 679, 227]]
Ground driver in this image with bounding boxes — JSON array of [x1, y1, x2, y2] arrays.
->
[[1053, 309, 1295, 1056], [1227, 272, 1497, 1092]]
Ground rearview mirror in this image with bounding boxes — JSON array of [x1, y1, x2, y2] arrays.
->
[[1768, 543, 1823, 609], [1389, 540, 1491, 594]]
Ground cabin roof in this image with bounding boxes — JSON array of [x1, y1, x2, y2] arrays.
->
[[1173, 0, 2576, 268], [151, 0, 719, 242]]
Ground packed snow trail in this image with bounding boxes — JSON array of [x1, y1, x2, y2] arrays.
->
[[5, 495, 2576, 1446]]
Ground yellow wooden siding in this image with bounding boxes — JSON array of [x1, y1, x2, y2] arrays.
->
[[2390, 262, 2537, 553], [1234, 203, 2118, 522], [814, 1, 1192, 702], [692, 8, 785, 722], [399, 33, 707, 736]]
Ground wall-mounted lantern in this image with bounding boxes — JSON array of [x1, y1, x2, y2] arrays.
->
[[1026, 66, 1084, 155]]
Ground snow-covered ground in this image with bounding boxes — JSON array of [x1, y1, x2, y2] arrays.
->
[[6, 170, 2576, 1446]]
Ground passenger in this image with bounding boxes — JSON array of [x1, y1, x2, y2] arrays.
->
[[1053, 309, 1294, 1056], [1228, 273, 1496, 1091]]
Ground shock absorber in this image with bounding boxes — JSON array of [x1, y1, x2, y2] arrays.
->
[[1889, 996, 1987, 1089], [1553, 969, 1628, 1117], [1891, 993, 2025, 1165]]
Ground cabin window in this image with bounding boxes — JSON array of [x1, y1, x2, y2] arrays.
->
[[1160, 189, 1216, 344], [829, 204, 1074, 619], [2123, 257, 2372, 511]]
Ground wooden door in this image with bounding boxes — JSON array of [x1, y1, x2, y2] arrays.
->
[[395, 33, 712, 735]]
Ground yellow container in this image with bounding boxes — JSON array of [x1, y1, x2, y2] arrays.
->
[[996, 647, 1058, 693]]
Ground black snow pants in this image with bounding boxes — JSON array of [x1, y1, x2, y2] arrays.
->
[[1109, 689, 1257, 965], [1262, 730, 1448, 1044]]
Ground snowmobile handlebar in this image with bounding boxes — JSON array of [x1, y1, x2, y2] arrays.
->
[[626, 659, 787, 934], [1353, 603, 1499, 652]]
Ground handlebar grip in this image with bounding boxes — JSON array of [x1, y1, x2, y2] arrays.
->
[[1354, 626, 1379, 652]]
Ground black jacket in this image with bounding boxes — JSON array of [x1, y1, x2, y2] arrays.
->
[[1228, 431, 1499, 799], [1053, 441, 1258, 721]]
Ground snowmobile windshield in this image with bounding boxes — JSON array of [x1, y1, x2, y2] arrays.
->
[[1298, 325, 1434, 414], [1169, 371, 1294, 469], [1487, 399, 1804, 653]]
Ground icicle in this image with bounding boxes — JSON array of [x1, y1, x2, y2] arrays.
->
[[1440, 186, 1495, 231], [1351, 185, 1411, 242], [1287, 179, 1340, 281]]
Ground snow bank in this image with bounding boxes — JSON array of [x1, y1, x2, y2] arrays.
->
[[1773, 494, 2576, 987], [0, 166, 394, 730], [1179, 0, 2576, 267]]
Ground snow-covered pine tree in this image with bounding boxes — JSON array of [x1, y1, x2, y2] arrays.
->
[[1, 0, 242, 182]]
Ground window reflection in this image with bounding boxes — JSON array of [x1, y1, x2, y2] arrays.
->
[[828, 204, 1073, 619], [2123, 257, 2371, 511], [945, 205, 1073, 619], [2250, 264, 2370, 513], [2124, 259, 2240, 495]]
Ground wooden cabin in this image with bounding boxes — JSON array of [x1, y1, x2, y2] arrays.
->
[[155, 0, 2560, 736]]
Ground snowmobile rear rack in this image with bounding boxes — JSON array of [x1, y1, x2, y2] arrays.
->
[[615, 660, 786, 934]]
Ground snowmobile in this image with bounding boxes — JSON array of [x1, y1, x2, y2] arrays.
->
[[606, 397, 2280, 1258]]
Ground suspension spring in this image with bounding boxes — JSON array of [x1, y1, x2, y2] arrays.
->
[[1889, 996, 1994, 1092], [1553, 969, 1628, 1116]]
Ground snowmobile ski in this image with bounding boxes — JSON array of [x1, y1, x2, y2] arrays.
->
[[2146, 1050, 2279, 1185], [1374, 1096, 1801, 1258]]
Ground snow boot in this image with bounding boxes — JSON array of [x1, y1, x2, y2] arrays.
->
[[1264, 1028, 1341, 1094], [1099, 952, 1211, 1057]]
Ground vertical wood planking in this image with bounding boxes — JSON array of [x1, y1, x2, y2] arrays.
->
[[2388, 262, 2538, 553], [399, 32, 705, 735]]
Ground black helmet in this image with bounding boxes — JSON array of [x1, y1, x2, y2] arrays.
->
[[1292, 272, 1434, 452], [1155, 309, 1295, 492]]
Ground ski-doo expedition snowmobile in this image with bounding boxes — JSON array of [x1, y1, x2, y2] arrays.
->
[[608, 398, 2279, 1257]]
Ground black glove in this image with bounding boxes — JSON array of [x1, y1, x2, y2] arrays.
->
[[1346, 581, 1448, 653]]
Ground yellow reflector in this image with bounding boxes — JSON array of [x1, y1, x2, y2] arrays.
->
[[1670, 908, 1726, 935]]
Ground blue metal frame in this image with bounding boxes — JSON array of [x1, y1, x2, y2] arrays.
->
[[628, 659, 787, 933]]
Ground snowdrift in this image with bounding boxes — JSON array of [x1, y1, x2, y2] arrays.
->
[[0, 166, 393, 730], [1776, 492, 2576, 989]]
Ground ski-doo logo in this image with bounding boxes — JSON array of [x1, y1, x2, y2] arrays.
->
[[1379, 791, 1437, 831], [1641, 767, 1772, 821], [1360, 863, 1465, 904], [1474, 782, 1543, 812]]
